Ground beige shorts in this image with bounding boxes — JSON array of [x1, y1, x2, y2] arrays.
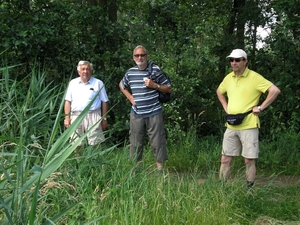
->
[[70, 109, 105, 146], [222, 128, 259, 159]]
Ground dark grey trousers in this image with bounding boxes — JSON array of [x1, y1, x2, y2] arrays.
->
[[129, 112, 168, 163]]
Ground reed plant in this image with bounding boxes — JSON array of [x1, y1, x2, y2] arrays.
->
[[0, 65, 114, 224]]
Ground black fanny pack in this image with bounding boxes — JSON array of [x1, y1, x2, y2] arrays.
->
[[225, 110, 252, 125]]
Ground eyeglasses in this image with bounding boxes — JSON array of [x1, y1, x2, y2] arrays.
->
[[229, 58, 244, 62], [134, 54, 147, 58]]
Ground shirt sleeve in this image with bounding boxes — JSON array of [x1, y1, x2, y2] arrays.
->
[[99, 82, 109, 102], [255, 74, 273, 93], [65, 81, 72, 101], [218, 78, 228, 95], [120, 72, 129, 89]]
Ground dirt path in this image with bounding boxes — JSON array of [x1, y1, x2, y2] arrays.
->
[[255, 174, 300, 187], [195, 174, 300, 187]]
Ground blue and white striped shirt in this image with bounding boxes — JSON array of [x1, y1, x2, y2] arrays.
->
[[120, 64, 171, 118]]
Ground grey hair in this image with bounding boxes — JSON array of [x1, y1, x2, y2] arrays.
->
[[133, 45, 148, 55], [77, 60, 93, 71]]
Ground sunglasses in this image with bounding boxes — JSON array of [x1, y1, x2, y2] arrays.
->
[[134, 54, 147, 58], [229, 58, 244, 62]]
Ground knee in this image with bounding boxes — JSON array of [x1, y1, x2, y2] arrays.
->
[[244, 158, 255, 165], [221, 156, 232, 165]]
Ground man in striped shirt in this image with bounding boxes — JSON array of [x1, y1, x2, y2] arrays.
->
[[119, 45, 172, 172]]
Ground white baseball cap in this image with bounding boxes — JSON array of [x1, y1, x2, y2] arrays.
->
[[226, 49, 247, 59]]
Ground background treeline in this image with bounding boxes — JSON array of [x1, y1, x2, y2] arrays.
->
[[1, 1, 300, 224], [1, 0, 299, 144]]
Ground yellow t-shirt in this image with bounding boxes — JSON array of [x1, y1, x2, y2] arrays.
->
[[218, 68, 273, 130]]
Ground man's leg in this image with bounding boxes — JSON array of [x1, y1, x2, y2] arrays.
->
[[220, 128, 240, 181], [156, 162, 163, 171], [240, 128, 259, 188], [70, 114, 84, 159], [129, 113, 146, 162], [70, 114, 84, 145], [219, 155, 233, 181], [74, 145, 82, 160], [245, 158, 256, 188], [147, 113, 168, 170], [86, 110, 105, 146]]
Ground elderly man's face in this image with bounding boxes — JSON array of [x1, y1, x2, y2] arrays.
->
[[78, 64, 92, 83], [133, 48, 148, 69]]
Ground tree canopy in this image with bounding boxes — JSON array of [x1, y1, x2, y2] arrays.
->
[[1, 0, 299, 143]]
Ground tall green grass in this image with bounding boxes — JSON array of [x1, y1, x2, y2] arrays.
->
[[0, 65, 299, 224], [35, 147, 300, 225], [0, 66, 115, 224]]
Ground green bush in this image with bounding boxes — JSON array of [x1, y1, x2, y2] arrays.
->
[[259, 131, 300, 174]]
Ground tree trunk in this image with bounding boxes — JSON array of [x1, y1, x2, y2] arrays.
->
[[235, 0, 246, 49], [108, 0, 117, 22]]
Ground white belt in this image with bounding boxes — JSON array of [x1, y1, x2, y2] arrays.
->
[[71, 109, 100, 116]]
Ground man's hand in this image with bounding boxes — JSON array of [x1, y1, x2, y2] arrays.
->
[[101, 119, 108, 130], [64, 117, 70, 128], [144, 78, 156, 89]]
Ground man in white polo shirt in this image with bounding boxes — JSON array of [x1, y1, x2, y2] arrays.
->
[[64, 60, 109, 147]]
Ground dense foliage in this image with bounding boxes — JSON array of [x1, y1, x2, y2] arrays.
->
[[0, 0, 299, 143]]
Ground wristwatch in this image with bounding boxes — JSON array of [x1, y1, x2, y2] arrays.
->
[[258, 106, 262, 112], [156, 84, 161, 90]]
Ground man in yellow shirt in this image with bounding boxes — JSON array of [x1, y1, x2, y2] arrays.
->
[[216, 49, 281, 189]]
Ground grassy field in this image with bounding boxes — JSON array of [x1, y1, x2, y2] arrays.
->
[[1, 139, 300, 225], [0, 68, 300, 224]]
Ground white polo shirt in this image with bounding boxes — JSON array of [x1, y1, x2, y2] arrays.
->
[[65, 77, 109, 112]]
